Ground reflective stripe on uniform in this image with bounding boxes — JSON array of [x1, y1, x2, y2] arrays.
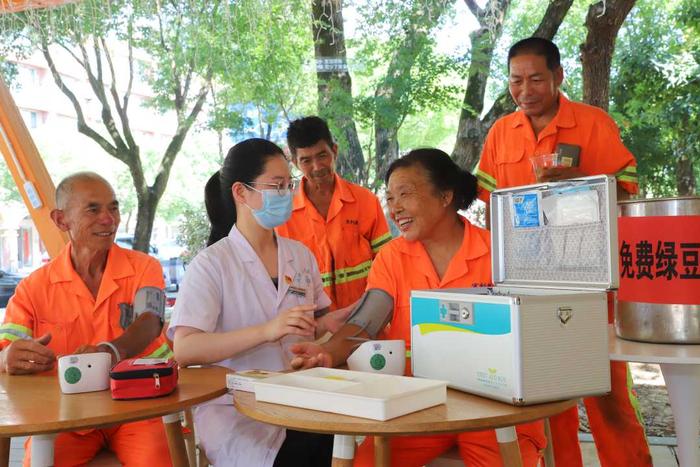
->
[[334, 260, 372, 285], [0, 323, 33, 342], [321, 260, 373, 288], [476, 169, 497, 192], [370, 233, 392, 253], [144, 342, 174, 360], [616, 165, 638, 184], [321, 272, 333, 287]]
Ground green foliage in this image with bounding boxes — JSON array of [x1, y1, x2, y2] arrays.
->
[[176, 203, 209, 263], [397, 107, 460, 152], [611, 0, 700, 196], [339, 0, 466, 186], [0, 161, 22, 203], [206, 0, 316, 142], [0, 59, 18, 85]]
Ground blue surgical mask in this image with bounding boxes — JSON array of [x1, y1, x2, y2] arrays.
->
[[244, 185, 293, 229]]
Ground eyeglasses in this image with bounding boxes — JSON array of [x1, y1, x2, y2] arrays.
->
[[245, 179, 298, 196]]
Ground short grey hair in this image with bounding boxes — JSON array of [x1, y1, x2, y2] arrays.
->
[[55, 172, 113, 210]]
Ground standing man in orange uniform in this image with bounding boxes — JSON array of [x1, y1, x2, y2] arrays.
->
[[277, 116, 391, 312], [0, 172, 174, 467], [476, 38, 650, 467]]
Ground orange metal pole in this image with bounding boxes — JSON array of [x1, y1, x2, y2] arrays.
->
[[0, 74, 68, 258]]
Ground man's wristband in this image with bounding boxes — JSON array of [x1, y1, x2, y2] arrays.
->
[[98, 341, 121, 363]]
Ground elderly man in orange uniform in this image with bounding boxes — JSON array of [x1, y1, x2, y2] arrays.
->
[[476, 38, 650, 467], [277, 116, 391, 312], [0, 172, 173, 467]]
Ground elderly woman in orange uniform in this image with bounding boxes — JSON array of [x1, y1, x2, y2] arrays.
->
[[291, 148, 545, 466]]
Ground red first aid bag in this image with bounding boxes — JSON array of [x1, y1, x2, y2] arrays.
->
[[110, 358, 178, 400]]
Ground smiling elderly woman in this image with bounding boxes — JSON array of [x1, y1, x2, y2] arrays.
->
[[290, 148, 546, 467]]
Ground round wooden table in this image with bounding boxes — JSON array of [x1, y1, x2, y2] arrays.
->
[[0, 366, 228, 467], [609, 326, 700, 467], [234, 387, 576, 467]]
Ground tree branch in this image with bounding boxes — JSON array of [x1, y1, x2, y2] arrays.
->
[[464, 0, 482, 17], [100, 37, 137, 150], [75, 40, 128, 154], [92, 36, 103, 84], [39, 37, 118, 159], [55, 42, 85, 68], [532, 0, 576, 38], [153, 76, 211, 196], [124, 19, 135, 113]]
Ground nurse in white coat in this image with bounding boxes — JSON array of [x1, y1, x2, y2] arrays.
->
[[169, 139, 338, 467]]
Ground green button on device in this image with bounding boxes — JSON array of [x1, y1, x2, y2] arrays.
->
[[370, 354, 386, 371], [64, 366, 82, 384]]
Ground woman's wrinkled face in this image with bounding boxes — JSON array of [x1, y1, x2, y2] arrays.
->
[[385, 165, 451, 242]]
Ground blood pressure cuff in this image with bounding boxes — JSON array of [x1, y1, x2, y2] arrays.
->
[[119, 287, 165, 329], [346, 289, 394, 339]]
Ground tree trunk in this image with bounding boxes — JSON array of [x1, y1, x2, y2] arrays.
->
[[133, 190, 160, 254], [581, 0, 637, 110], [677, 155, 697, 196], [451, 0, 511, 171], [311, 0, 365, 183], [451, 0, 574, 171]]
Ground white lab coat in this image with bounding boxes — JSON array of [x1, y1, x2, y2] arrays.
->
[[168, 225, 331, 467]]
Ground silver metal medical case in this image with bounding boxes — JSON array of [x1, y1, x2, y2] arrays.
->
[[411, 175, 616, 405]]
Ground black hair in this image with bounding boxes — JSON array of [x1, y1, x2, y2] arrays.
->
[[205, 138, 284, 246], [507, 37, 561, 72], [385, 148, 478, 211], [286, 116, 334, 158]]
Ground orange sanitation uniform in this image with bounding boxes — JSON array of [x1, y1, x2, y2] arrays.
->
[[476, 94, 638, 202], [0, 243, 174, 467], [353, 218, 546, 467], [277, 174, 391, 310], [476, 94, 651, 467]]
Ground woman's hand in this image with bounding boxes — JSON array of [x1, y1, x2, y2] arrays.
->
[[289, 341, 332, 370], [263, 304, 317, 342], [315, 304, 355, 335]]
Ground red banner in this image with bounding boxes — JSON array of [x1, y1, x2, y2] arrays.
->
[[618, 216, 700, 305]]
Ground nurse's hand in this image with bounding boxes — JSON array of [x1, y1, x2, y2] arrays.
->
[[264, 304, 317, 342], [289, 342, 332, 370]]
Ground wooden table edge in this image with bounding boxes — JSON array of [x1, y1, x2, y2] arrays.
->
[[234, 392, 577, 437], [0, 367, 229, 437]]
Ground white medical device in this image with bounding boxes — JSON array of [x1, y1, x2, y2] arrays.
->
[[58, 352, 111, 394], [347, 340, 406, 376]]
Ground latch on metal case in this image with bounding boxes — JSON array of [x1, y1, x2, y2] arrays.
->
[[557, 306, 573, 325]]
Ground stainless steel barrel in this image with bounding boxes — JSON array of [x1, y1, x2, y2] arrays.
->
[[616, 197, 700, 343]]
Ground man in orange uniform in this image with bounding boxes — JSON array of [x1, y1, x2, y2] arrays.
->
[[0, 172, 174, 467], [277, 116, 391, 311], [476, 38, 651, 467]]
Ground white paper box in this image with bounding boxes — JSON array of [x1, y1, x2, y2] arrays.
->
[[253, 368, 447, 421]]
